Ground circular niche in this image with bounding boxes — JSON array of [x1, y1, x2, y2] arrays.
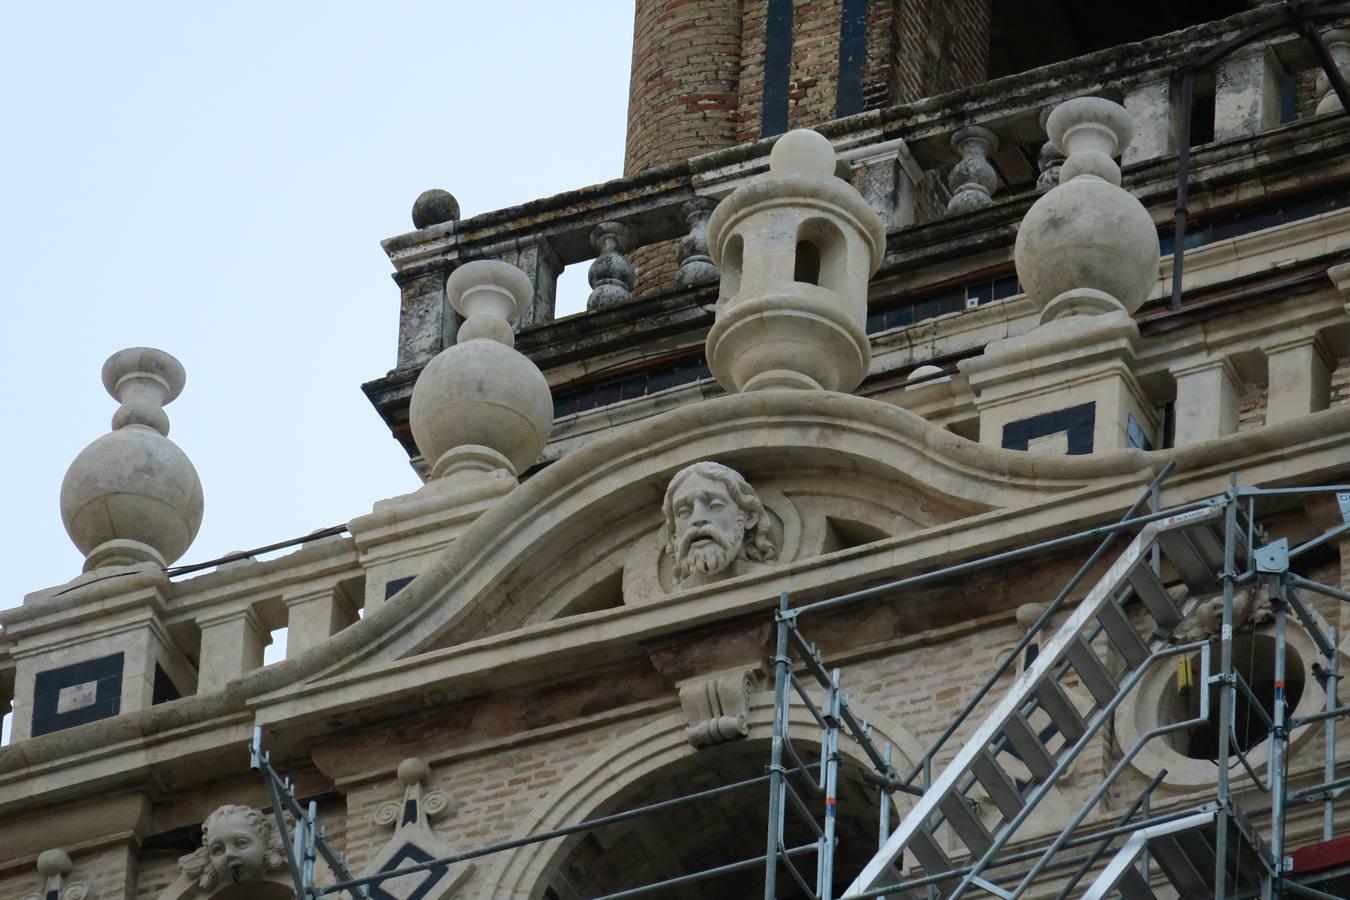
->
[[1115, 624, 1329, 790]]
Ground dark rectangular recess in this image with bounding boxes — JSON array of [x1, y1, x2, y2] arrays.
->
[[1001, 402, 1095, 455], [762, 0, 794, 137], [836, 0, 869, 117], [32, 652, 124, 737]]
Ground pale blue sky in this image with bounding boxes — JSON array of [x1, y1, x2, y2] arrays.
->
[[0, 2, 633, 603], [0, 2, 634, 740]]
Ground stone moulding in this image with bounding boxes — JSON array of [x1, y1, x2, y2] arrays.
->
[[6, 399, 1350, 808]]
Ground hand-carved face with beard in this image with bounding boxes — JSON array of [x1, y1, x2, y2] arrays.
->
[[674, 472, 746, 577], [663, 462, 777, 585]]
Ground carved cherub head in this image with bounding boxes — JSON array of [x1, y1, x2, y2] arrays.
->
[[179, 805, 287, 892], [663, 462, 776, 585]]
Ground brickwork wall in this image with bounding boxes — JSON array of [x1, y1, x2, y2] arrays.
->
[[0, 845, 136, 900], [625, 0, 744, 176], [784, 0, 846, 130], [1331, 355, 1350, 408], [340, 712, 667, 896], [892, 0, 993, 103], [1239, 380, 1269, 430]]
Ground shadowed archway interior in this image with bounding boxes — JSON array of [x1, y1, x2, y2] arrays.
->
[[541, 738, 884, 900]]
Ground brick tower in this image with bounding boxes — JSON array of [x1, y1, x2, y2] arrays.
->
[[623, 0, 996, 176]]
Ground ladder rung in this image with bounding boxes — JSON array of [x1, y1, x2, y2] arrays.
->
[[1115, 866, 1158, 900], [1188, 522, 1230, 570], [1127, 564, 1182, 629], [970, 749, 1023, 821], [1158, 530, 1221, 596], [1095, 600, 1150, 667], [1065, 636, 1118, 707], [939, 793, 993, 855], [1002, 712, 1055, 781], [909, 829, 960, 893], [1150, 834, 1213, 897], [1033, 678, 1087, 743]]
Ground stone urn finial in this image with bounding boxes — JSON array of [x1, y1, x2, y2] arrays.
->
[[409, 260, 553, 481], [705, 128, 886, 393], [1014, 97, 1159, 323], [60, 348, 204, 571]]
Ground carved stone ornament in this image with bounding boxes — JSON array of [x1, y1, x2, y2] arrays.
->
[[679, 667, 758, 747], [1172, 584, 1275, 645], [360, 758, 473, 900], [159, 805, 291, 900], [21, 849, 91, 900], [662, 461, 779, 589]]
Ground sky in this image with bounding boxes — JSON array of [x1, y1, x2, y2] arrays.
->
[[0, 3, 635, 738]]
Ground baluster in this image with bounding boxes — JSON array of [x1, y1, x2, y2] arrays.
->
[[1035, 107, 1064, 190], [946, 126, 1000, 213], [676, 198, 719, 288], [587, 222, 636, 310]]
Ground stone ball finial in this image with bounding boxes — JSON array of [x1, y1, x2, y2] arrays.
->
[[60, 348, 204, 571], [36, 849, 72, 878], [769, 128, 836, 178], [411, 189, 460, 229], [397, 757, 431, 786], [1014, 97, 1159, 323], [410, 260, 553, 481]]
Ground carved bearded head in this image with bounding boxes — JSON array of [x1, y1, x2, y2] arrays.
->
[[663, 462, 776, 584], [179, 804, 287, 892]]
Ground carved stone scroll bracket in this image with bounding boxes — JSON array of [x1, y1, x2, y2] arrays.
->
[[678, 667, 761, 748], [373, 757, 456, 828], [361, 758, 473, 900], [21, 849, 91, 900]]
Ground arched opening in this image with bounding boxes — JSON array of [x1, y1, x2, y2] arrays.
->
[[1161, 633, 1305, 761], [794, 240, 821, 285], [719, 233, 744, 299], [794, 219, 847, 292], [540, 738, 882, 900]]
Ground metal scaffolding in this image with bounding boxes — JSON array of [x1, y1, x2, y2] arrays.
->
[[770, 473, 1350, 900], [241, 8, 1350, 889], [248, 469, 1350, 900]]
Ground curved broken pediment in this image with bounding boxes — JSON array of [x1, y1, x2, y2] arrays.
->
[[302, 389, 1153, 677]]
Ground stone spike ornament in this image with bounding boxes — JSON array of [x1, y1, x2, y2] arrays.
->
[[1014, 97, 1160, 323], [705, 128, 886, 393], [60, 348, 204, 571], [409, 259, 553, 481]]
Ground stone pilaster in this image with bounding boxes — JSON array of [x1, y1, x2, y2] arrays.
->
[[1266, 333, 1334, 424], [1172, 356, 1242, 445], [1214, 44, 1284, 141], [1122, 79, 1173, 166], [284, 584, 358, 660], [195, 605, 270, 694]]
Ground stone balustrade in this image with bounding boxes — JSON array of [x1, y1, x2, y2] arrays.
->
[[5, 7, 1350, 744]]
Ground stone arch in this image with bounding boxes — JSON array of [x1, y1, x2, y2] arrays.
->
[[479, 691, 925, 900], [303, 390, 1153, 674]]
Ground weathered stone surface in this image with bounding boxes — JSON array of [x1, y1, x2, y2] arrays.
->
[[60, 348, 203, 571], [411, 188, 460, 229], [705, 129, 885, 393]]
